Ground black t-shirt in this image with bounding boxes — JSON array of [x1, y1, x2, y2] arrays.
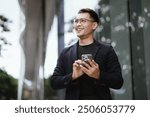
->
[[77, 43, 94, 59], [77, 42, 99, 100]]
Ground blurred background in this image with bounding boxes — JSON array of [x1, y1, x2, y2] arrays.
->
[[0, 0, 150, 100]]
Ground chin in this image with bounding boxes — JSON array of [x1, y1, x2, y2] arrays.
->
[[78, 36, 86, 40], [77, 35, 83, 38], [76, 34, 84, 38]]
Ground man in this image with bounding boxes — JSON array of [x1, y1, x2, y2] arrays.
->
[[51, 8, 123, 100]]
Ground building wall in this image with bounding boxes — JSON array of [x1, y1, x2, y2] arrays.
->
[[96, 0, 150, 99]]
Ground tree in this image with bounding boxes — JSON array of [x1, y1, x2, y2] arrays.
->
[[44, 76, 58, 100], [0, 15, 12, 56], [0, 69, 17, 99], [0, 15, 17, 100]]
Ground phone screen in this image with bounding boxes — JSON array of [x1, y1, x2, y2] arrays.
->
[[81, 54, 93, 61]]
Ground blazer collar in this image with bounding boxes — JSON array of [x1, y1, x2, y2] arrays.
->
[[92, 40, 101, 59], [71, 42, 78, 62]]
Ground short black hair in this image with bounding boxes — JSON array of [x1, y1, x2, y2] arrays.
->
[[78, 8, 99, 24]]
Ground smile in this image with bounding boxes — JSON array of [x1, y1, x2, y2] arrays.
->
[[75, 28, 84, 31]]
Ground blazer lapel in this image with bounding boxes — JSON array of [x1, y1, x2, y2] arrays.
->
[[92, 40, 101, 59], [71, 42, 78, 63]]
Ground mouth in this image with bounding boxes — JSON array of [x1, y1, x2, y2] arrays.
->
[[75, 27, 84, 32]]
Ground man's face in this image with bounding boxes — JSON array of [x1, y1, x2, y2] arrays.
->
[[73, 13, 97, 39]]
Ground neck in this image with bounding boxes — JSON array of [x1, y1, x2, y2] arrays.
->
[[79, 36, 94, 46]]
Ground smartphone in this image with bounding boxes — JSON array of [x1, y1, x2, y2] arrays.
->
[[81, 54, 93, 61]]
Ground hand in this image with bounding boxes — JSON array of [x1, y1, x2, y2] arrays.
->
[[72, 60, 84, 80], [80, 59, 100, 80]]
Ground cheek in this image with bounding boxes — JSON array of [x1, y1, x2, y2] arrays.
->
[[84, 26, 93, 33]]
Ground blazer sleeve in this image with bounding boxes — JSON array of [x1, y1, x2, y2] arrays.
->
[[97, 46, 123, 89], [50, 49, 73, 90]]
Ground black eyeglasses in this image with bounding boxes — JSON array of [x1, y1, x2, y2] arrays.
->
[[73, 18, 94, 24]]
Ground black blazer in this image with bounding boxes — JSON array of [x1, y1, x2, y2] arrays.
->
[[51, 40, 123, 100]]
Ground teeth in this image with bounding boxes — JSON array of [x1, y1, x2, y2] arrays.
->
[[76, 28, 83, 31]]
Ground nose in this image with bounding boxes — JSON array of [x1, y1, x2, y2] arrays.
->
[[74, 21, 82, 27]]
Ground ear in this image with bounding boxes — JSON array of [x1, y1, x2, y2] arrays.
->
[[92, 22, 98, 30]]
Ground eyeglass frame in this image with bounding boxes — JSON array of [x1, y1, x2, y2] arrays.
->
[[73, 18, 95, 24]]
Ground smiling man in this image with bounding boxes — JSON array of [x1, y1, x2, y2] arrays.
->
[[51, 8, 123, 100]]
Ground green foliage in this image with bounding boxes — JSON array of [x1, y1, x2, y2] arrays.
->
[[0, 15, 17, 99], [0, 15, 12, 56], [44, 76, 58, 100], [0, 15, 10, 32], [0, 69, 18, 100]]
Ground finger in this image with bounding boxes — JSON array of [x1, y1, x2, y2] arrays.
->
[[75, 59, 82, 65], [82, 61, 91, 69], [86, 59, 93, 67], [73, 62, 80, 67], [80, 64, 89, 73], [91, 60, 98, 66]]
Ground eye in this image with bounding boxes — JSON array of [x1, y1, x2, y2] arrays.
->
[[74, 19, 78, 23], [80, 19, 86, 23]]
